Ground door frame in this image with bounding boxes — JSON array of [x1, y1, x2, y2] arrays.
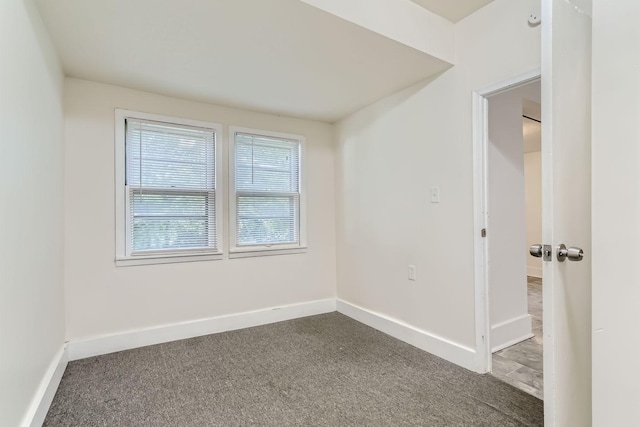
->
[[471, 68, 542, 374]]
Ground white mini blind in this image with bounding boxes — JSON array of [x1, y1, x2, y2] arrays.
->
[[125, 118, 217, 254], [234, 132, 301, 247]]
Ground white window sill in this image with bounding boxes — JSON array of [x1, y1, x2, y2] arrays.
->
[[229, 246, 307, 259], [116, 252, 223, 267]]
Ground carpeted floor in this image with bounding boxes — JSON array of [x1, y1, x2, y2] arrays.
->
[[45, 313, 543, 426]]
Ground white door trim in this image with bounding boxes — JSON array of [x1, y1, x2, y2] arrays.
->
[[471, 68, 541, 374]]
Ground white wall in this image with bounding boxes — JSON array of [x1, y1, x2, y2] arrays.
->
[[64, 78, 336, 341], [0, 0, 66, 426], [487, 89, 530, 351], [334, 0, 540, 363], [524, 151, 542, 278], [592, 0, 640, 424]]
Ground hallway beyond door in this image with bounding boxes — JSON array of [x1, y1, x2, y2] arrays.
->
[[492, 277, 543, 400]]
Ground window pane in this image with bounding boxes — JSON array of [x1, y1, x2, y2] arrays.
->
[[132, 218, 208, 251], [129, 159, 209, 189], [234, 133, 299, 193], [132, 192, 208, 217], [125, 117, 218, 254], [129, 187, 215, 252], [236, 195, 297, 245], [235, 167, 293, 192], [126, 119, 215, 190]]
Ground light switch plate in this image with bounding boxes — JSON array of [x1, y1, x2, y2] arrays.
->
[[408, 265, 416, 281], [431, 187, 440, 203]]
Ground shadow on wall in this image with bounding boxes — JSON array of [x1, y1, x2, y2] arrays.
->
[[335, 70, 448, 134], [22, 0, 64, 94]]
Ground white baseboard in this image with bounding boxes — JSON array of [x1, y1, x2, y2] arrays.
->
[[22, 345, 68, 427], [491, 314, 533, 353], [336, 299, 476, 371], [68, 298, 336, 361], [527, 266, 542, 278]]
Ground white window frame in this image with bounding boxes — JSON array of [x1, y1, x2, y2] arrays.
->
[[228, 126, 307, 258], [115, 109, 223, 266]]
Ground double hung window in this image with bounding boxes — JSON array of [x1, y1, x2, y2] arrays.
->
[[115, 110, 222, 265], [230, 128, 306, 256]]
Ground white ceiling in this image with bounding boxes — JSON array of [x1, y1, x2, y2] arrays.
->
[[410, 0, 495, 23], [36, 0, 452, 123]]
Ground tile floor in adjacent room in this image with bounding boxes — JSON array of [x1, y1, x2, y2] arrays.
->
[[492, 276, 543, 400]]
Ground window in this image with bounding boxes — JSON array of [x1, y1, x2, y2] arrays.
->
[[115, 110, 222, 266], [229, 127, 306, 257]]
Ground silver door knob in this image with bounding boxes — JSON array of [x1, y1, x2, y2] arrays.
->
[[529, 244, 543, 258], [556, 244, 584, 262]]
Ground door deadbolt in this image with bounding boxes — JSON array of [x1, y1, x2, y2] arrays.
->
[[556, 244, 584, 262], [529, 244, 553, 261], [529, 244, 543, 258]]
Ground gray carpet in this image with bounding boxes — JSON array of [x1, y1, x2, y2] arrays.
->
[[45, 313, 543, 426]]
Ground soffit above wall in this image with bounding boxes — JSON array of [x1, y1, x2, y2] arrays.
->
[[409, 0, 495, 23], [36, 0, 453, 123], [300, 0, 454, 64]]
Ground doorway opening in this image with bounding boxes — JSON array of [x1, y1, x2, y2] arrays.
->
[[487, 80, 543, 399], [471, 71, 543, 400]]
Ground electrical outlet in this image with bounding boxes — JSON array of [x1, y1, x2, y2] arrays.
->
[[408, 265, 416, 281]]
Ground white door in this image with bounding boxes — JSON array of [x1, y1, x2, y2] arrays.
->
[[541, 0, 592, 425], [591, 1, 640, 425]]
